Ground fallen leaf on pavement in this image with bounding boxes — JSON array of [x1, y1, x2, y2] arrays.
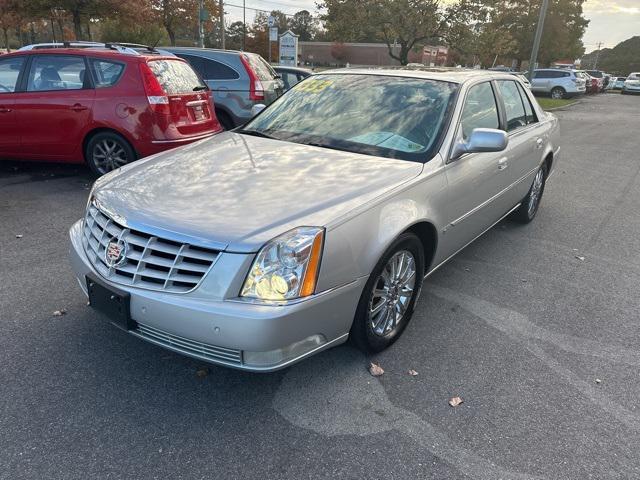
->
[[369, 362, 384, 377], [15, 234, 23, 239], [575, 255, 585, 261], [595, 378, 602, 384], [408, 369, 419, 376], [52, 309, 67, 316], [196, 367, 209, 378], [448, 396, 463, 407]]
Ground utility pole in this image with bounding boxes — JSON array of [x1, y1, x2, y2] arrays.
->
[[527, 0, 550, 81], [219, 0, 225, 49], [593, 41, 603, 69], [242, 0, 246, 51], [198, 0, 205, 48]]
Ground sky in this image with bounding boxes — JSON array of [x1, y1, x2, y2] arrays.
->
[[225, 0, 639, 54]]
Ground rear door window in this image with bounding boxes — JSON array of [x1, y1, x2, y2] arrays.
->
[[27, 55, 88, 91], [204, 59, 239, 80], [0, 56, 25, 93], [147, 59, 205, 94], [496, 80, 528, 132], [90, 59, 125, 88], [516, 83, 537, 125], [176, 54, 206, 78]]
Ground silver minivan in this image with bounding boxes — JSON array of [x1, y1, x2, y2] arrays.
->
[[164, 47, 284, 129]]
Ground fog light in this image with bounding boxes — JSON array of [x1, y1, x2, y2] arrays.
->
[[243, 334, 326, 368]]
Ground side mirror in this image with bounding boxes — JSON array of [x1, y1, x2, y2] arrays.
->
[[450, 128, 508, 161], [251, 103, 266, 117]]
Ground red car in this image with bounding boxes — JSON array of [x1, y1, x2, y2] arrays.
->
[[0, 42, 222, 175]]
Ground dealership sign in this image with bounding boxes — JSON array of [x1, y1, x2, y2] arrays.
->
[[279, 30, 299, 66]]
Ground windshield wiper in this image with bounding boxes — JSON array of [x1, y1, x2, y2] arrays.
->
[[193, 85, 208, 91], [237, 129, 276, 140]]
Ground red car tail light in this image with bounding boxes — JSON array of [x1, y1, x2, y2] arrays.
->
[[139, 62, 170, 114], [240, 54, 265, 101]]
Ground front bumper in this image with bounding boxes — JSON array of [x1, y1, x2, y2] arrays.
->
[[69, 220, 365, 372]]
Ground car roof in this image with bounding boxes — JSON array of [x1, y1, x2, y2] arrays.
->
[[315, 67, 521, 84], [163, 47, 248, 57], [7, 46, 177, 61]]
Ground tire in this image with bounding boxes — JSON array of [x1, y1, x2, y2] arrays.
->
[[350, 233, 425, 353], [215, 109, 235, 130], [550, 87, 565, 99], [511, 163, 547, 224], [85, 132, 136, 177]]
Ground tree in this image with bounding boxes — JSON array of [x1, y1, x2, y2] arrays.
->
[[289, 9, 317, 41], [0, 0, 18, 51], [225, 20, 244, 50], [581, 36, 640, 75], [330, 41, 347, 63], [149, 0, 219, 46], [319, 0, 476, 65]]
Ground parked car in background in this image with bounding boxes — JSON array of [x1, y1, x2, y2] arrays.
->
[[0, 42, 221, 175], [69, 69, 559, 371], [531, 68, 585, 98], [612, 76, 626, 89], [585, 70, 605, 92], [273, 65, 313, 90], [508, 72, 531, 89], [622, 73, 640, 94], [582, 71, 600, 94], [165, 47, 284, 129]]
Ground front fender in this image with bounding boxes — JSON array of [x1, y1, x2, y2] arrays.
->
[[316, 158, 448, 292]]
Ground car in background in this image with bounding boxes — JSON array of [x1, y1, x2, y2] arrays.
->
[[622, 72, 640, 95], [165, 47, 284, 129], [531, 68, 586, 98], [69, 69, 559, 371], [580, 71, 600, 94], [585, 70, 605, 92], [273, 65, 313, 91], [508, 72, 531, 89], [0, 42, 221, 175], [612, 77, 626, 89]]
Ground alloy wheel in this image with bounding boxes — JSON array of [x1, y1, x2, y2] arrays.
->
[[528, 168, 545, 218], [368, 250, 417, 336], [92, 139, 129, 174]]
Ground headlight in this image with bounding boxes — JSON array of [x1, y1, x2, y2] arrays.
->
[[241, 227, 324, 301]]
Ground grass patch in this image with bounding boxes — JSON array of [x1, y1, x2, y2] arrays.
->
[[536, 97, 579, 110]]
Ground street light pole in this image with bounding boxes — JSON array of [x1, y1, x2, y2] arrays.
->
[[527, 0, 550, 81], [219, 0, 225, 49], [198, 0, 205, 48], [242, 0, 246, 51]]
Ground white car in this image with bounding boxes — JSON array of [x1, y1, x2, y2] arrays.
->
[[622, 73, 640, 95]]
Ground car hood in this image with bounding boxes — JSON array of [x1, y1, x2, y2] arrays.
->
[[92, 132, 423, 252]]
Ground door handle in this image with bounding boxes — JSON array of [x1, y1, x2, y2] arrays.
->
[[0, 107, 11, 113], [498, 157, 509, 171], [535, 138, 544, 149], [70, 104, 88, 111]]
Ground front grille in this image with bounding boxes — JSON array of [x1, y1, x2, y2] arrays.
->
[[133, 323, 242, 366], [82, 204, 219, 293]]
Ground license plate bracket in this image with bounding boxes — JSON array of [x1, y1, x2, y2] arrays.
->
[[86, 274, 134, 330]]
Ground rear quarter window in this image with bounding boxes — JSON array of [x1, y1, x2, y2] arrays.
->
[[147, 59, 204, 94], [90, 59, 125, 88], [245, 54, 276, 81]]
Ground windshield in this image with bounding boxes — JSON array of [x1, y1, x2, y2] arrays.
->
[[242, 74, 457, 162]]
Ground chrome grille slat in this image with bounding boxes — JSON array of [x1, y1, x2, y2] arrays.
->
[[82, 205, 219, 293], [134, 323, 242, 365]]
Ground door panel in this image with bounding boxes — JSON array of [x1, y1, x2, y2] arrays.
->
[[441, 81, 512, 260], [14, 54, 95, 158], [0, 56, 26, 155]]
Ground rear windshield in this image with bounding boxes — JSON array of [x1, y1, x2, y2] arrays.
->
[[147, 59, 205, 94], [245, 54, 277, 81]]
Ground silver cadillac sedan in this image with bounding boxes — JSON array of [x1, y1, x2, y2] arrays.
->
[[69, 69, 560, 372]]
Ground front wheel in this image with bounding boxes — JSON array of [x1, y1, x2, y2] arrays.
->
[[350, 233, 425, 353], [85, 132, 136, 176], [511, 163, 547, 224]]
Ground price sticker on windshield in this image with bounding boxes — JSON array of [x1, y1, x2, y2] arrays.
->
[[295, 79, 333, 93]]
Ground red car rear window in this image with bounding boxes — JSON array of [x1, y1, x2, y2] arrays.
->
[[147, 59, 205, 94]]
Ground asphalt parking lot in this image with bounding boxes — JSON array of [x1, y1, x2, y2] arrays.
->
[[1, 92, 640, 480]]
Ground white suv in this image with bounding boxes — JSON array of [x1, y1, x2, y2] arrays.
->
[[622, 73, 640, 95], [531, 69, 586, 99]]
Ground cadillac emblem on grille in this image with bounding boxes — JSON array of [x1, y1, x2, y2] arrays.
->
[[105, 239, 127, 268]]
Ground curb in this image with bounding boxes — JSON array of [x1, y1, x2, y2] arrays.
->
[[543, 100, 581, 112]]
